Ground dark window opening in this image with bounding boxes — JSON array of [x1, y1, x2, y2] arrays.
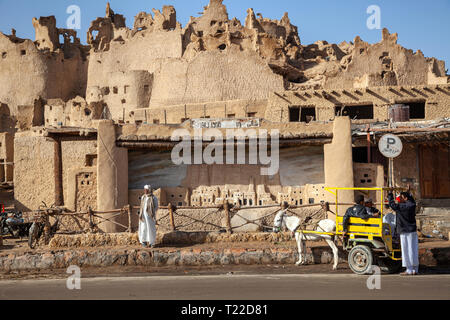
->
[[218, 44, 226, 50], [227, 114, 235, 119], [289, 107, 300, 122], [153, 119, 160, 124], [335, 105, 373, 119], [85, 154, 97, 167], [289, 107, 316, 123], [84, 108, 91, 116], [309, 198, 315, 204], [301, 107, 316, 123], [181, 118, 190, 122], [247, 112, 257, 118], [101, 87, 110, 95], [353, 147, 368, 163], [113, 87, 118, 94], [2, 52, 6, 59], [20, 50, 26, 55], [408, 102, 425, 119]]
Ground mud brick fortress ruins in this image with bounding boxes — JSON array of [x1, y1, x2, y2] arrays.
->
[[0, 0, 449, 233]]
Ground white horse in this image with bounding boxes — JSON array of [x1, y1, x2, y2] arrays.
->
[[273, 209, 339, 270]]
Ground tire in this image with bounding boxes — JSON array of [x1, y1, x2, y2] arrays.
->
[[378, 257, 402, 274], [348, 245, 373, 275], [28, 222, 40, 249]]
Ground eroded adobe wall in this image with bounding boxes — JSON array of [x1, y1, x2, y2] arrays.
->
[[14, 131, 56, 211], [323, 29, 447, 89], [97, 120, 128, 232], [353, 162, 384, 204], [0, 29, 88, 117], [86, 30, 183, 90], [266, 84, 450, 123], [133, 99, 268, 124], [149, 50, 284, 108], [324, 117, 354, 216], [61, 139, 97, 205]]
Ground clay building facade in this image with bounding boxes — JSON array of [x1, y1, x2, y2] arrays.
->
[[0, 1, 448, 232]]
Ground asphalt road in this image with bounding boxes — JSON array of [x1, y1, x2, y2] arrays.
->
[[0, 272, 449, 300]]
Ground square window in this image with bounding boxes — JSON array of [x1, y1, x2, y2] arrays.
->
[[289, 106, 316, 123], [335, 105, 373, 120], [408, 102, 425, 119]]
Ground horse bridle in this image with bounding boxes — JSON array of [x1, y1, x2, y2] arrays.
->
[[273, 213, 286, 233]]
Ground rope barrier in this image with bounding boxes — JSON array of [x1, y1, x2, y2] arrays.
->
[[23, 201, 339, 234]]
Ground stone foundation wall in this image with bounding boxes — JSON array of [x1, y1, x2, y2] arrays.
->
[[1, 242, 448, 272]]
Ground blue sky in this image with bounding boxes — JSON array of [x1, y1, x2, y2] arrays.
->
[[0, 0, 448, 70]]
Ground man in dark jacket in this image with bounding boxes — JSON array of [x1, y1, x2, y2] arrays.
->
[[365, 199, 380, 217], [342, 195, 372, 236], [388, 191, 418, 275]]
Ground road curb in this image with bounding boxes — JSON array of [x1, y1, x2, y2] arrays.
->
[[0, 245, 448, 272]]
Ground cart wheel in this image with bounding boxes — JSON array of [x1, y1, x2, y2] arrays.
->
[[28, 222, 40, 249], [378, 257, 402, 274], [348, 245, 373, 275]]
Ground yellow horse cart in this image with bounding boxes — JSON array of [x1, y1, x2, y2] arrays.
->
[[303, 187, 402, 274]]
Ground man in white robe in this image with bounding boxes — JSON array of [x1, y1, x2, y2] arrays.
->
[[138, 185, 158, 248]]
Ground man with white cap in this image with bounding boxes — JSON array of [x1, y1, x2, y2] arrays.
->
[[138, 185, 158, 248]]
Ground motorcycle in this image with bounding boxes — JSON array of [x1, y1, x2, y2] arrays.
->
[[28, 202, 61, 249], [1, 209, 32, 238]]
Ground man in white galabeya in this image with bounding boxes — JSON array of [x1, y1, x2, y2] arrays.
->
[[138, 185, 158, 248]]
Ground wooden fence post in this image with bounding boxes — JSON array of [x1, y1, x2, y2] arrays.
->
[[168, 203, 176, 231], [88, 207, 94, 233], [126, 205, 132, 233], [224, 200, 232, 234]]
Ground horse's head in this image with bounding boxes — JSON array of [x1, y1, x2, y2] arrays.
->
[[273, 210, 286, 233]]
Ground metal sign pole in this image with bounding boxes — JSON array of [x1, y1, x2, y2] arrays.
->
[[388, 157, 394, 188], [378, 134, 402, 189]]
